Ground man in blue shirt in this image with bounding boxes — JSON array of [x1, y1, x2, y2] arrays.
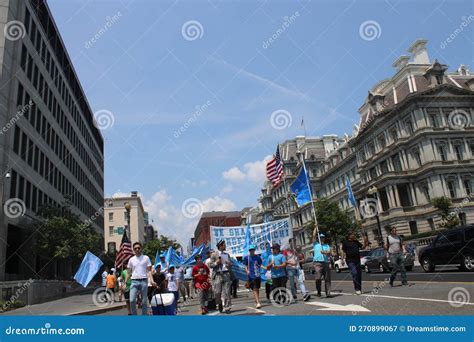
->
[[313, 233, 332, 298], [243, 244, 263, 308], [267, 243, 287, 296]]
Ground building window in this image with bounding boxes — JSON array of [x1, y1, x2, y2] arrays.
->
[[411, 148, 422, 167], [389, 126, 398, 142], [409, 221, 418, 235], [377, 133, 386, 149], [368, 141, 376, 156], [379, 189, 390, 211], [421, 183, 431, 202], [107, 242, 116, 253], [446, 179, 456, 198], [427, 218, 435, 231], [437, 142, 447, 161], [453, 143, 463, 161], [109, 226, 114, 236], [370, 167, 377, 180], [397, 184, 412, 207], [405, 119, 414, 135], [464, 178, 472, 196], [459, 213, 467, 226], [108, 212, 114, 221], [392, 154, 403, 172], [380, 160, 389, 173]]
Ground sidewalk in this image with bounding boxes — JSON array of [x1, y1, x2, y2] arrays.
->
[[0, 292, 125, 316]]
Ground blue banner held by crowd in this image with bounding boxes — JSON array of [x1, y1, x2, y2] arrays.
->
[[73, 251, 103, 288]]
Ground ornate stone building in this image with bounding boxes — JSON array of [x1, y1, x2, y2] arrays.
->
[[258, 39, 474, 254]]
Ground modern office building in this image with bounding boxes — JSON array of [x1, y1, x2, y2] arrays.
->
[[0, 0, 104, 280], [103, 192, 146, 253], [257, 39, 474, 255]]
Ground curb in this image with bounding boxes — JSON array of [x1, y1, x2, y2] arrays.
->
[[68, 304, 126, 316]]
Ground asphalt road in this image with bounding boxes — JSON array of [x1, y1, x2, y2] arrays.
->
[[96, 266, 474, 316]]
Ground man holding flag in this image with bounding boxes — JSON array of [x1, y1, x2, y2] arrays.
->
[[243, 244, 263, 309]]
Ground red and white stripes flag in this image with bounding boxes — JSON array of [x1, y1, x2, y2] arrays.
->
[[266, 146, 284, 186], [115, 230, 134, 268]]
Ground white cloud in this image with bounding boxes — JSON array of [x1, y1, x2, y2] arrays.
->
[[143, 190, 236, 247], [222, 155, 273, 184], [221, 184, 233, 194]]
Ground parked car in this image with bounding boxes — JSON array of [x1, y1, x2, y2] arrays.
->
[[364, 247, 414, 273], [418, 224, 474, 272], [302, 256, 315, 274], [334, 250, 372, 273]]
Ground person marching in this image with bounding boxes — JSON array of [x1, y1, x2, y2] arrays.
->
[[243, 244, 263, 308], [158, 253, 168, 274], [124, 242, 156, 315], [120, 262, 132, 315], [267, 243, 287, 302], [285, 239, 311, 302], [341, 231, 369, 295], [106, 269, 116, 303], [209, 240, 233, 314], [313, 233, 332, 298], [385, 226, 408, 287], [166, 265, 180, 314], [192, 255, 211, 315]]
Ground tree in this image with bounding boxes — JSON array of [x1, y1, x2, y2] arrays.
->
[[34, 204, 101, 278], [143, 235, 181, 264], [431, 196, 460, 229]]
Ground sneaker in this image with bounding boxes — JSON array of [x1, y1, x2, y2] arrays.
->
[[225, 309, 231, 314], [326, 292, 332, 298], [256, 303, 262, 309], [303, 294, 311, 302], [218, 304, 223, 313], [316, 292, 321, 297], [355, 290, 362, 295], [402, 283, 409, 287]]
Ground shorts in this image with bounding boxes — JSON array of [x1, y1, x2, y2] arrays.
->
[[124, 291, 130, 301], [248, 277, 261, 290]]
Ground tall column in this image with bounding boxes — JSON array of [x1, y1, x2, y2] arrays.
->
[[409, 183, 418, 206]]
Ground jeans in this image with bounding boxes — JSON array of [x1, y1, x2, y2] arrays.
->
[[347, 261, 362, 291], [287, 268, 308, 298], [389, 253, 407, 285], [171, 291, 179, 314], [130, 279, 148, 315]]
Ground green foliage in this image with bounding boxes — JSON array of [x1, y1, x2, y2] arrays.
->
[[143, 235, 181, 264], [305, 198, 360, 243], [431, 196, 460, 229], [34, 204, 101, 259]]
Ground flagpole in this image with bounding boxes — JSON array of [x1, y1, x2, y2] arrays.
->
[[301, 158, 321, 246], [278, 143, 294, 244]]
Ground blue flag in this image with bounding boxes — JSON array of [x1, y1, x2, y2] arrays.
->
[[345, 175, 356, 207], [165, 246, 184, 266], [153, 250, 161, 269], [182, 243, 206, 266], [230, 258, 248, 282], [74, 251, 103, 287], [290, 166, 312, 207]]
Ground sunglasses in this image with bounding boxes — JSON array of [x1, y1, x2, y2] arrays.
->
[[134, 247, 141, 251]]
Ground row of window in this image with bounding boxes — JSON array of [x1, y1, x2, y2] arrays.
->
[[16, 83, 102, 207], [359, 107, 472, 163], [19, 45, 103, 188], [9, 169, 58, 214], [24, 5, 103, 161], [12, 125, 101, 221]]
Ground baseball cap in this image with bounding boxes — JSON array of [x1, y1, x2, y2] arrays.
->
[[248, 244, 256, 250]]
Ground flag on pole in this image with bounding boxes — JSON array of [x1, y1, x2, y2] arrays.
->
[[266, 146, 284, 186], [242, 224, 251, 258], [345, 175, 356, 207], [74, 251, 103, 287], [115, 231, 134, 268], [290, 166, 312, 207]]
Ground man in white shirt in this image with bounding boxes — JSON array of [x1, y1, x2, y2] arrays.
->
[[209, 240, 233, 313], [124, 242, 156, 315]]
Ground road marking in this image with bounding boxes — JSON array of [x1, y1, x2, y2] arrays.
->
[[305, 301, 370, 312], [327, 280, 474, 285], [339, 292, 474, 306], [246, 306, 266, 314]]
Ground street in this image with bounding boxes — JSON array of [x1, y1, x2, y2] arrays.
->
[[97, 266, 474, 316]]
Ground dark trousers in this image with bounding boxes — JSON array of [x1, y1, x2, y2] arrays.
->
[[348, 261, 362, 291], [231, 279, 239, 297], [265, 282, 272, 300], [271, 276, 287, 292]]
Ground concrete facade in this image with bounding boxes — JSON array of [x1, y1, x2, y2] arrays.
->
[[0, 0, 104, 281]]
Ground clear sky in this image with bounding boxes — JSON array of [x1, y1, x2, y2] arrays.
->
[[48, 0, 472, 246]]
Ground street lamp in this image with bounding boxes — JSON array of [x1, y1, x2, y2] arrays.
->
[[367, 186, 383, 246], [124, 202, 131, 239]]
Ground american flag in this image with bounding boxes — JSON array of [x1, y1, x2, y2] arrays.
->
[[266, 146, 284, 186], [115, 231, 134, 268]]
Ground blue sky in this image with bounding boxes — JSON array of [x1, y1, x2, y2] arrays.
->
[[48, 0, 472, 245]]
